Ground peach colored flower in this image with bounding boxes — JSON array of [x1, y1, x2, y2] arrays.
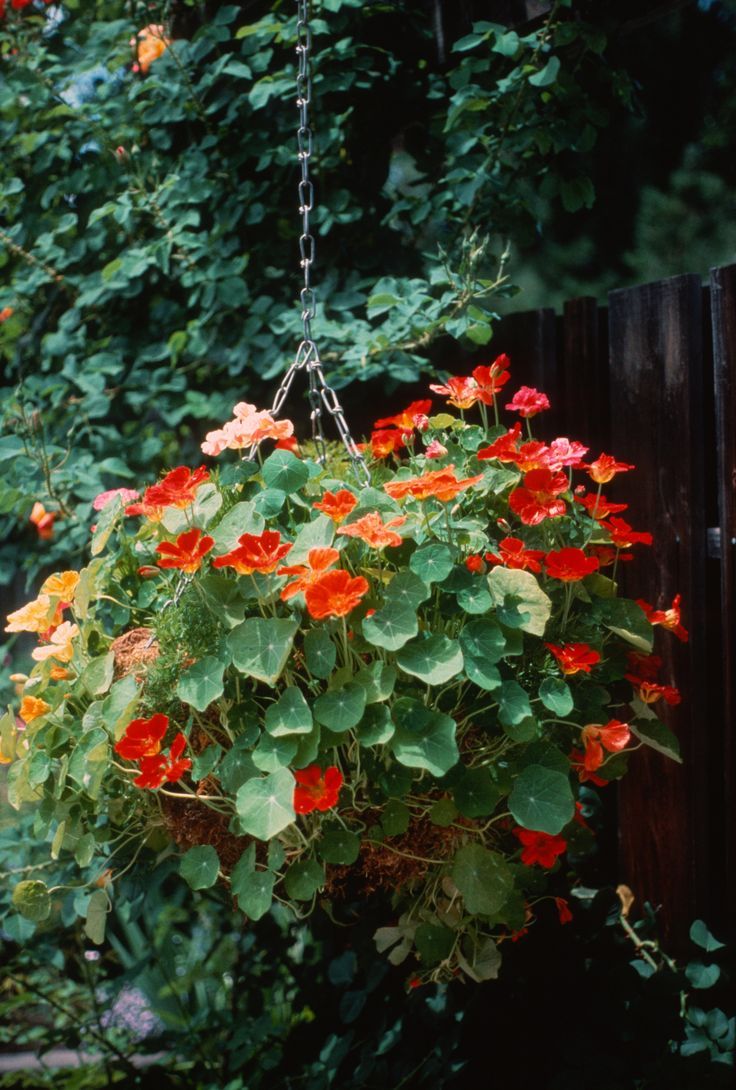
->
[[31, 621, 79, 664], [29, 501, 56, 540], [40, 571, 80, 600], [5, 595, 55, 634], [337, 512, 406, 549]]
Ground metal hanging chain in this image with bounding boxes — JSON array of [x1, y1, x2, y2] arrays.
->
[[265, 0, 370, 487]]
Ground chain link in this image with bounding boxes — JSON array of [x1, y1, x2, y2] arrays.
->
[[262, 0, 369, 487]]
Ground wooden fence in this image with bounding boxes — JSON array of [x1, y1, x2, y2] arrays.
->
[[486, 267, 735, 946]]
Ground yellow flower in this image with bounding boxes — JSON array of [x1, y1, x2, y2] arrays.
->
[[41, 570, 80, 600], [31, 621, 79, 664], [19, 695, 51, 724], [5, 594, 54, 634]]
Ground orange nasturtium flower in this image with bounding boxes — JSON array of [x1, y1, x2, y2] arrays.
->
[[545, 642, 601, 676], [131, 24, 171, 75], [29, 502, 56, 540], [581, 719, 631, 771], [384, 465, 483, 503], [512, 827, 567, 868], [5, 594, 55, 634], [213, 530, 292, 576], [293, 764, 343, 814], [312, 489, 358, 523], [585, 452, 636, 485], [304, 570, 369, 620], [365, 429, 406, 460], [544, 547, 599, 582], [156, 528, 215, 573], [635, 592, 689, 643], [142, 466, 210, 510], [505, 386, 550, 418], [337, 511, 406, 550], [373, 399, 432, 432], [40, 570, 80, 601], [278, 547, 340, 601], [31, 621, 78, 664], [115, 713, 169, 760], [429, 375, 479, 410], [19, 695, 51, 724]]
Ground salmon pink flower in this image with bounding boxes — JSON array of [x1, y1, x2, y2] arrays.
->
[[337, 512, 406, 549], [115, 713, 169, 760], [544, 547, 599, 582], [213, 530, 292, 576], [425, 439, 448, 459], [601, 516, 653, 549], [279, 547, 340, 601], [293, 764, 343, 814], [31, 621, 78, 663], [429, 375, 479, 409], [312, 489, 357, 523], [581, 719, 631, 771], [374, 399, 432, 431], [636, 593, 688, 642], [546, 642, 601, 675], [19, 696, 50, 724], [505, 386, 550, 418], [29, 502, 56, 540], [513, 827, 567, 868], [485, 536, 545, 573], [92, 488, 140, 512], [585, 453, 635, 484], [384, 465, 483, 503], [143, 466, 209, 510], [200, 427, 231, 457], [545, 438, 589, 470], [509, 467, 568, 526], [304, 570, 369, 619], [156, 528, 215, 574]]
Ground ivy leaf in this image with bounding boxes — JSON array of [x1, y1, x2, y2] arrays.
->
[[685, 961, 721, 990], [314, 682, 366, 733], [235, 769, 295, 840], [176, 656, 225, 712], [529, 55, 560, 87], [487, 567, 551, 637], [396, 633, 463, 685], [180, 845, 220, 890], [391, 697, 458, 776], [228, 617, 298, 685], [264, 686, 313, 736], [452, 844, 513, 916], [508, 764, 574, 835], [689, 920, 725, 953]]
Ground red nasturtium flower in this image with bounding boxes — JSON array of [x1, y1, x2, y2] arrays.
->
[[374, 399, 432, 431], [505, 386, 550, 418], [485, 536, 545, 573], [626, 651, 662, 680], [213, 530, 292, 576], [510, 440, 550, 472], [293, 764, 343, 813], [585, 452, 635, 485], [569, 748, 610, 786], [384, 465, 483, 503], [636, 593, 689, 642], [143, 465, 210, 510], [581, 719, 631, 771], [337, 512, 406, 550], [601, 516, 653, 549], [477, 422, 523, 463], [134, 733, 191, 789], [508, 467, 568, 526], [429, 375, 479, 410], [470, 355, 512, 402], [155, 528, 214, 573], [575, 492, 628, 520], [465, 554, 485, 574], [513, 827, 567, 868], [278, 547, 340, 601], [544, 547, 600, 582], [554, 897, 573, 925], [546, 642, 601, 676], [628, 679, 682, 706], [115, 713, 169, 760], [312, 489, 358, 523], [304, 570, 369, 620]]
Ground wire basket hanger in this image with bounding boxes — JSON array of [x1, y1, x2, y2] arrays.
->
[[262, 0, 370, 487]]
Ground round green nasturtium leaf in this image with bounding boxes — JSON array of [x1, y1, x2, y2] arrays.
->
[[81, 652, 115, 697], [409, 543, 454, 584], [391, 697, 459, 777], [262, 449, 310, 493], [378, 765, 413, 798], [228, 617, 299, 686], [429, 797, 458, 827], [211, 500, 265, 551], [362, 601, 418, 652], [264, 686, 313, 737], [252, 732, 299, 773], [384, 571, 431, 610], [455, 571, 493, 615], [12, 879, 51, 922], [594, 598, 653, 653], [356, 704, 394, 746], [235, 769, 296, 841], [538, 677, 574, 717], [380, 798, 411, 836], [180, 845, 220, 890], [293, 724, 322, 768], [508, 764, 575, 835], [284, 858, 325, 901], [415, 922, 455, 965], [452, 844, 513, 917], [253, 487, 287, 518], [453, 767, 500, 818], [177, 656, 226, 712], [498, 680, 533, 727], [304, 629, 336, 680], [459, 619, 506, 690], [318, 829, 361, 865], [396, 633, 464, 686], [314, 683, 366, 733], [487, 567, 551, 637], [230, 844, 274, 921], [355, 661, 397, 702], [219, 740, 258, 793], [457, 935, 502, 982]]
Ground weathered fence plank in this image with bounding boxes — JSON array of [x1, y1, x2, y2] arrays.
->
[[608, 274, 708, 945], [709, 263, 736, 934], [490, 308, 562, 428], [560, 296, 609, 447]]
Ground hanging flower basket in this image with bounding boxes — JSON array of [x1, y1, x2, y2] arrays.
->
[[4, 360, 686, 983]]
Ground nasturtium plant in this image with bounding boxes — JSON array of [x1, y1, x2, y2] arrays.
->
[[4, 359, 687, 983]]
